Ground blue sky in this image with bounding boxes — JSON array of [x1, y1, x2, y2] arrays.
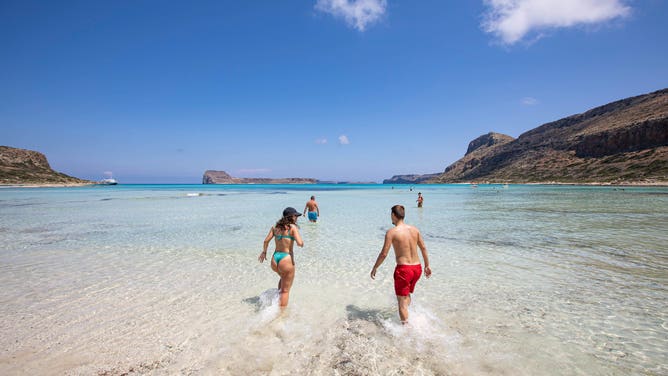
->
[[1, 0, 666, 183]]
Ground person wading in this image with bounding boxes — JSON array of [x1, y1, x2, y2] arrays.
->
[[371, 205, 432, 324], [259, 207, 304, 308]]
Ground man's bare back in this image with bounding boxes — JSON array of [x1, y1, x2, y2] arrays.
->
[[305, 200, 318, 211], [370, 207, 431, 279], [387, 224, 423, 265]]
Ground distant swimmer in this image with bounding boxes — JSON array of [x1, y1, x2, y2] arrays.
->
[[416, 192, 423, 208], [258, 207, 304, 308], [371, 205, 431, 324], [303, 195, 320, 223]]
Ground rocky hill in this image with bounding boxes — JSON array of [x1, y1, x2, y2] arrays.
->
[[383, 132, 516, 184], [383, 173, 441, 184], [0, 146, 92, 186], [425, 88, 668, 184], [203, 170, 318, 184], [465, 132, 515, 155]]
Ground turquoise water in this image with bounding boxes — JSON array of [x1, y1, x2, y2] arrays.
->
[[1, 184, 667, 375]]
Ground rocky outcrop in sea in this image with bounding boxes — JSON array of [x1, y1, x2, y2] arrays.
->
[[203, 170, 318, 184]]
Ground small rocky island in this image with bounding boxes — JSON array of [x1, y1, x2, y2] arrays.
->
[[203, 170, 318, 184], [0, 146, 92, 186]]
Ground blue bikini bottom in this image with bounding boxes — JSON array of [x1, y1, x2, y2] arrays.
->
[[273, 251, 290, 266]]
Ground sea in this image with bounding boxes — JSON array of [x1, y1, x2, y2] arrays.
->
[[0, 184, 666, 375]]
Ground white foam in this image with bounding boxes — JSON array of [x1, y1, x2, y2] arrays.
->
[[257, 288, 281, 325], [382, 301, 461, 352]]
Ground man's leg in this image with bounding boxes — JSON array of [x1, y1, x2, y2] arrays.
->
[[397, 295, 411, 323]]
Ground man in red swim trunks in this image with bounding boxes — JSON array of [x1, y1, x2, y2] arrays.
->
[[370, 204, 432, 324]]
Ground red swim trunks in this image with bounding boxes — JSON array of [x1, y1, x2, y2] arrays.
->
[[394, 264, 422, 296]]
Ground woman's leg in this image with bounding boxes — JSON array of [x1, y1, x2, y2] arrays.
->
[[271, 256, 281, 289], [277, 257, 295, 307]]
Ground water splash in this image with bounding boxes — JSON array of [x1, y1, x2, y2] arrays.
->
[[257, 288, 281, 325], [382, 302, 461, 349]]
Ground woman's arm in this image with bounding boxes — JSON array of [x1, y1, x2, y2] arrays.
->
[[292, 224, 304, 247], [259, 227, 274, 262]]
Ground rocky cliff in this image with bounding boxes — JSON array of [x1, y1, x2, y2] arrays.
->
[[203, 170, 318, 184], [465, 132, 515, 155], [383, 133, 515, 184], [0, 146, 92, 185], [382, 173, 441, 184], [428, 88, 668, 184]]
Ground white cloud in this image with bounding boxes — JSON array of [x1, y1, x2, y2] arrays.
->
[[315, 138, 328, 144], [338, 135, 350, 145], [315, 0, 387, 32], [521, 96, 539, 105], [482, 0, 631, 45]]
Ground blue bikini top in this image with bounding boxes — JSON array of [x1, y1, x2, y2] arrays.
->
[[274, 226, 295, 241]]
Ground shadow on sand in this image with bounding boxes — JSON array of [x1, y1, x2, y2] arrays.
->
[[345, 304, 393, 327], [242, 296, 262, 312]]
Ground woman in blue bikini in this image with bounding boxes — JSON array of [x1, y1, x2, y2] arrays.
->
[[258, 207, 304, 308]]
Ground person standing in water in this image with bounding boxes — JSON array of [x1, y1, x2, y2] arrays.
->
[[258, 207, 304, 308], [371, 205, 431, 324], [416, 192, 423, 208], [303, 195, 320, 223]]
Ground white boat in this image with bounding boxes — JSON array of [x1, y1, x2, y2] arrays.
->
[[98, 171, 118, 185], [98, 177, 118, 185], [97, 172, 118, 185]]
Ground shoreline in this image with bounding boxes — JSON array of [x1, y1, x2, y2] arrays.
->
[[0, 182, 95, 188], [1, 181, 668, 188], [476, 181, 668, 187], [386, 181, 668, 187]]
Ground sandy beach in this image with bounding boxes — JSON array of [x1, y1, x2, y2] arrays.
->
[[0, 183, 95, 188]]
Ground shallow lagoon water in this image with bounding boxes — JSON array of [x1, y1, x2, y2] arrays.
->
[[0, 184, 667, 375]]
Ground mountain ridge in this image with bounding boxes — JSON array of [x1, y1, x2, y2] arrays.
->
[[0, 146, 92, 186], [385, 88, 668, 185]]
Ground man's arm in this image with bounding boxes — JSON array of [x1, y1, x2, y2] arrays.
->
[[303, 203, 308, 216], [371, 230, 393, 279], [417, 230, 431, 278]]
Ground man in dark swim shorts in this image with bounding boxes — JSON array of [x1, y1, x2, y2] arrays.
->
[[303, 195, 320, 222], [370, 205, 432, 324]]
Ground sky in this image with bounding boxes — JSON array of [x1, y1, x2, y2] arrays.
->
[[1, 0, 667, 183]]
